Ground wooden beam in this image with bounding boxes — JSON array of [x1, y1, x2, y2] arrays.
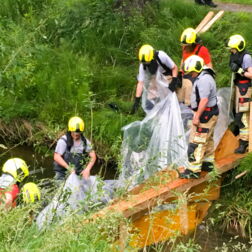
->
[[199, 10, 224, 34], [94, 153, 244, 221], [195, 11, 215, 33]]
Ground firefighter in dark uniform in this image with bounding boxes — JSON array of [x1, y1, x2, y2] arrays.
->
[[228, 35, 252, 153], [179, 55, 219, 179]]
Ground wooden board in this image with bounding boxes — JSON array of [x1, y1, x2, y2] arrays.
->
[[199, 10, 224, 34], [94, 152, 244, 221], [129, 201, 212, 248], [195, 11, 215, 33], [215, 129, 239, 161]]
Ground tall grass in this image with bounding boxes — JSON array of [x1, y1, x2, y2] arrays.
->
[[209, 153, 252, 238]]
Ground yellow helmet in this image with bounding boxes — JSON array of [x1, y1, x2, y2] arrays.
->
[[68, 116, 85, 132], [180, 28, 197, 44], [138, 44, 155, 63], [227, 35, 246, 52], [183, 55, 204, 73], [2, 158, 29, 182], [21, 182, 41, 203]]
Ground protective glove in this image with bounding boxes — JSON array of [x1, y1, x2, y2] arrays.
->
[[177, 71, 183, 88], [230, 62, 239, 72], [237, 68, 244, 76], [130, 97, 141, 114], [168, 77, 180, 92]]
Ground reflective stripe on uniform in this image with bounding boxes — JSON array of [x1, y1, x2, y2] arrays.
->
[[240, 129, 249, 136], [194, 144, 204, 163], [202, 155, 214, 163], [187, 163, 201, 173]]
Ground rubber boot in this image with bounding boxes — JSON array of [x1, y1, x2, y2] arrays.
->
[[235, 139, 249, 154], [205, 0, 217, 7], [201, 162, 214, 172], [179, 169, 200, 179]]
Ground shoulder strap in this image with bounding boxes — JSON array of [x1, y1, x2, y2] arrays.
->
[[66, 132, 73, 151], [59, 133, 71, 152], [202, 68, 216, 79], [81, 134, 87, 147], [155, 51, 172, 75], [61, 133, 87, 153], [195, 85, 200, 107], [195, 44, 203, 55]]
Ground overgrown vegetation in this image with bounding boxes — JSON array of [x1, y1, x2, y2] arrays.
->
[[1, 0, 252, 250], [1, 0, 252, 159], [209, 153, 252, 239]]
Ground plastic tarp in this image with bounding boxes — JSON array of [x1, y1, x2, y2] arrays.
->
[[37, 76, 232, 229], [119, 72, 188, 188], [214, 87, 233, 148], [120, 79, 232, 188], [36, 174, 118, 229]]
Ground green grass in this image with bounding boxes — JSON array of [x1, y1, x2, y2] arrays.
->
[[1, 1, 252, 250], [208, 153, 252, 238]]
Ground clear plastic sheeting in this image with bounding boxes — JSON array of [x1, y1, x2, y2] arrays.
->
[[36, 83, 232, 229], [120, 72, 188, 188], [179, 102, 193, 143], [36, 174, 118, 229], [141, 72, 170, 114], [214, 87, 233, 148]]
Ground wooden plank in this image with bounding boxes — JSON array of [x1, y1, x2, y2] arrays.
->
[[178, 194, 189, 234], [195, 11, 215, 33], [215, 129, 238, 161], [94, 153, 244, 221], [199, 10, 224, 34]]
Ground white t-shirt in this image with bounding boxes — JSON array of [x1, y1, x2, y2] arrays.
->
[[55, 135, 92, 155]]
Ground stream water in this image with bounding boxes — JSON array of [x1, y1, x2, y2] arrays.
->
[[0, 145, 117, 181]]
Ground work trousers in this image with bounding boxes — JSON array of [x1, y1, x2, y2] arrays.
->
[[187, 115, 218, 173], [235, 86, 252, 141], [176, 78, 193, 106], [235, 84, 252, 141]]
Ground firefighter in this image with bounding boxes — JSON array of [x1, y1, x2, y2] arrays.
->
[[0, 158, 29, 208], [227, 35, 252, 153], [53, 116, 97, 180], [21, 182, 41, 204], [179, 55, 219, 179], [178, 28, 213, 106], [130, 44, 179, 114]]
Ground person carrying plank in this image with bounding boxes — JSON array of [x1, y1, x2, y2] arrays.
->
[[177, 28, 213, 107], [130, 44, 179, 114], [179, 55, 219, 179], [227, 35, 252, 154]]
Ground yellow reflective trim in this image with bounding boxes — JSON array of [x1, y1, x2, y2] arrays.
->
[[203, 155, 214, 162], [188, 163, 201, 172], [194, 144, 204, 163]]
